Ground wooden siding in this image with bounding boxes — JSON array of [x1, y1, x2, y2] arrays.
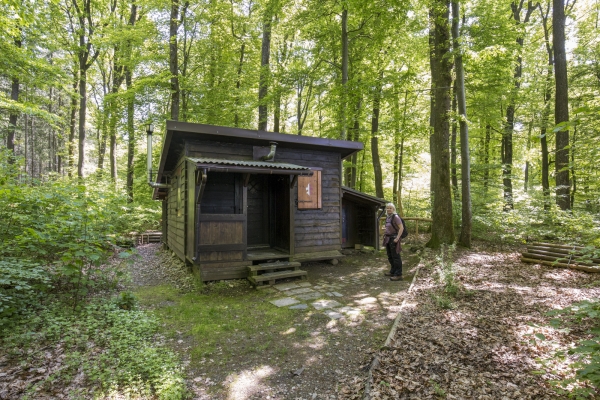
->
[[166, 159, 187, 261], [186, 141, 253, 160], [186, 161, 196, 262], [276, 147, 342, 256], [197, 262, 252, 281], [197, 216, 245, 264]]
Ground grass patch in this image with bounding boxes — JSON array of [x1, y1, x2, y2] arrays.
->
[[134, 284, 304, 369]]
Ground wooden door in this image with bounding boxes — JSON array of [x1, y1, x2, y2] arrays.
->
[[270, 175, 290, 251]]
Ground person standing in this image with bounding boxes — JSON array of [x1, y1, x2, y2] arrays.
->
[[382, 202, 403, 281]]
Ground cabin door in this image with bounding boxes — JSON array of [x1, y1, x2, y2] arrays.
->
[[246, 175, 289, 251]]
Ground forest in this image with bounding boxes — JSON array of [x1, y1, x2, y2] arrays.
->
[[1, 0, 600, 398]]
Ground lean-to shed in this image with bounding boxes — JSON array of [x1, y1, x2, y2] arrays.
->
[[151, 121, 369, 281], [341, 186, 387, 250]]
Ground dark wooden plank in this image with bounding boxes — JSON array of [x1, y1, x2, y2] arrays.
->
[[249, 261, 301, 271], [187, 141, 254, 157], [198, 250, 244, 262], [248, 270, 307, 283], [196, 260, 251, 268], [198, 244, 246, 252], [294, 244, 341, 254], [198, 214, 245, 222]]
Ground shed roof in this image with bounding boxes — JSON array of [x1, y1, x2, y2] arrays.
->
[[341, 186, 387, 206]]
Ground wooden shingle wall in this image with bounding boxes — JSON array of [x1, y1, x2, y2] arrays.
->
[[277, 147, 342, 255], [166, 159, 186, 261]]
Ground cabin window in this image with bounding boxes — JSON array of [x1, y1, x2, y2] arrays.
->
[[200, 172, 242, 214], [297, 170, 322, 210]]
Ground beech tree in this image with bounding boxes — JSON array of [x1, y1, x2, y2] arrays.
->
[[428, 0, 454, 248]]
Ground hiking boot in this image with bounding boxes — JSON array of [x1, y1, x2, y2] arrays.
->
[[390, 276, 403, 281]]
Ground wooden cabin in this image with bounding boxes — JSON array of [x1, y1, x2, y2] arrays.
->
[[152, 121, 375, 281]]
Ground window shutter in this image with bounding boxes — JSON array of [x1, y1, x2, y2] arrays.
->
[[298, 170, 322, 209]]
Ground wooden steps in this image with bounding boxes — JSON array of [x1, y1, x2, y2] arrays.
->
[[521, 242, 600, 272], [247, 261, 307, 287]]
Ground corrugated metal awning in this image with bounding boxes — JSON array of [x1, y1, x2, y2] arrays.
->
[[187, 157, 314, 175]]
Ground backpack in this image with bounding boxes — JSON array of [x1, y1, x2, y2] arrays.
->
[[390, 214, 408, 239]]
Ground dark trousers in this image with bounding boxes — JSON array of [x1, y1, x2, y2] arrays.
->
[[386, 241, 403, 277]]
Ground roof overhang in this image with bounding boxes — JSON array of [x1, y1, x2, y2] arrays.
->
[[188, 157, 314, 176]]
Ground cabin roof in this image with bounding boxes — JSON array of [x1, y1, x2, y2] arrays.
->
[[341, 186, 387, 206], [153, 121, 364, 199]]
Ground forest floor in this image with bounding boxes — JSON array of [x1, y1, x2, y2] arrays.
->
[[2, 238, 598, 399], [130, 239, 600, 399], [363, 241, 600, 399]]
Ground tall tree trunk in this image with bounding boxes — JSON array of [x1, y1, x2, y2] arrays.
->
[[427, 0, 454, 249], [258, 0, 276, 131], [170, 0, 187, 121], [452, 0, 471, 247], [97, 101, 108, 170], [483, 123, 491, 194], [72, 0, 103, 178], [570, 124, 576, 208], [345, 94, 361, 187], [77, 68, 87, 178], [7, 80, 20, 163], [553, 0, 571, 210], [393, 89, 409, 204], [126, 68, 134, 202], [68, 77, 78, 177], [371, 76, 384, 199], [428, 8, 437, 205], [538, 3, 552, 209], [234, 42, 246, 127], [502, 104, 514, 210], [503, 0, 535, 209], [524, 118, 532, 191], [340, 7, 348, 140], [450, 82, 458, 200], [7, 36, 21, 163]]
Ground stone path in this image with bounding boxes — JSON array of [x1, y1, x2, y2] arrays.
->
[[265, 257, 411, 321]]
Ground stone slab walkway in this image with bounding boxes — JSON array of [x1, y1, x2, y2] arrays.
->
[[266, 254, 416, 321]]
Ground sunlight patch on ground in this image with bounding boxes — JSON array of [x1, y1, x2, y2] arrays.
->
[[280, 327, 296, 335], [226, 365, 274, 400], [356, 296, 377, 305]]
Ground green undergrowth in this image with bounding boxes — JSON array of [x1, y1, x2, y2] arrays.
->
[[0, 296, 186, 399], [134, 283, 310, 369]]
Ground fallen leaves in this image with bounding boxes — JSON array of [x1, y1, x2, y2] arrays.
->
[[352, 243, 600, 399]]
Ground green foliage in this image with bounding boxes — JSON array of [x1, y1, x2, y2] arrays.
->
[[0, 153, 183, 398], [546, 300, 600, 398], [468, 191, 600, 246], [1, 299, 186, 399], [0, 258, 50, 323]]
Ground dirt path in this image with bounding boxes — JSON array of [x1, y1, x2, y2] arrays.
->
[[130, 243, 422, 399]]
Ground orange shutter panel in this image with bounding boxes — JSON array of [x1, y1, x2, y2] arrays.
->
[[297, 170, 321, 209]]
